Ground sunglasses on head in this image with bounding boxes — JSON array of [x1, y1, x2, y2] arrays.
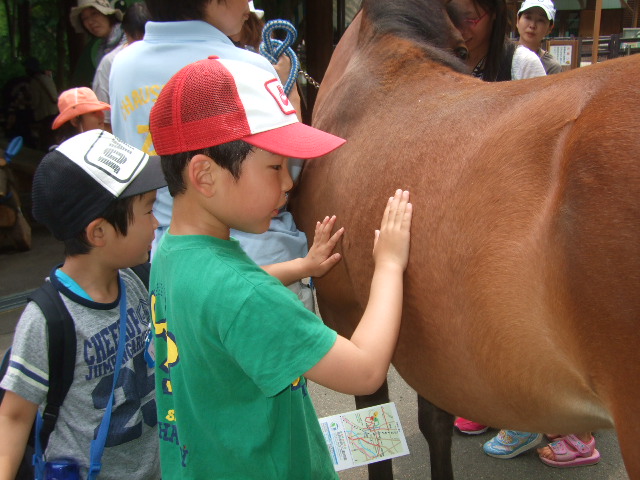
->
[[463, 10, 489, 26]]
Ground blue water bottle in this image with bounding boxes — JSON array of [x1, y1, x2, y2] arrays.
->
[[44, 459, 80, 480]]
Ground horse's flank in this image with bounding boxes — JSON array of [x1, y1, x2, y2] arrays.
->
[[292, 0, 640, 477]]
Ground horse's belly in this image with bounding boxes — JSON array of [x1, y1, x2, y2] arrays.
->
[[393, 313, 615, 433]]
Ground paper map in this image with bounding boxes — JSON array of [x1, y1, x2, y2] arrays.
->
[[319, 402, 410, 471]]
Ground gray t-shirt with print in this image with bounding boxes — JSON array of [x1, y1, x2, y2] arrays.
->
[[1, 268, 159, 480]]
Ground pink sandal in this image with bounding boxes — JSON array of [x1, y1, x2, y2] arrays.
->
[[538, 434, 600, 468]]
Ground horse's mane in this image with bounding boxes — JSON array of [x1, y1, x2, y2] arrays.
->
[[361, 0, 467, 72]]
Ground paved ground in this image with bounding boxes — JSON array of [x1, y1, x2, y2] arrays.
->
[[0, 224, 630, 480], [310, 374, 629, 479]]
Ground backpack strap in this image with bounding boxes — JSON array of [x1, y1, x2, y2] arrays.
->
[[28, 281, 76, 452]]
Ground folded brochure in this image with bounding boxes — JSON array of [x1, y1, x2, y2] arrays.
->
[[318, 402, 410, 471]]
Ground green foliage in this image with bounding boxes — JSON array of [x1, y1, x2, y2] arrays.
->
[[0, 0, 22, 87], [30, 0, 64, 72], [0, 0, 66, 92]]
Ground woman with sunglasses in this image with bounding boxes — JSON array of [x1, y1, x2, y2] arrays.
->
[[448, 0, 545, 81]]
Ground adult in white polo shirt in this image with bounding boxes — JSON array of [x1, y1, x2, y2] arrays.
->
[[109, 0, 313, 309]]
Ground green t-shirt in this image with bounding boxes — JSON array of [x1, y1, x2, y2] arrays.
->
[[151, 232, 338, 479]]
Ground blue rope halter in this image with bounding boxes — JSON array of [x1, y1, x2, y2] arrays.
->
[[259, 19, 300, 95]]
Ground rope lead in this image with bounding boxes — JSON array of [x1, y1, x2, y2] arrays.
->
[[259, 19, 300, 95]]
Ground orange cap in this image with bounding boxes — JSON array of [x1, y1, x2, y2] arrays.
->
[[52, 87, 111, 130]]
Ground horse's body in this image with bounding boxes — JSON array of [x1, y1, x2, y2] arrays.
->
[[291, 0, 640, 477]]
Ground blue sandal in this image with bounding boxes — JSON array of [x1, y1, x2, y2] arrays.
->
[[483, 430, 543, 459]]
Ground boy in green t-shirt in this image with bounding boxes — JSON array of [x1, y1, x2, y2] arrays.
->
[[148, 57, 413, 479]]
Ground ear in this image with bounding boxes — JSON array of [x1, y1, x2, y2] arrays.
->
[[85, 217, 109, 248], [70, 116, 80, 128], [187, 154, 219, 197]]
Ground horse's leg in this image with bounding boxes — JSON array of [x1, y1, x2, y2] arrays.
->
[[417, 395, 454, 480], [355, 380, 393, 480]]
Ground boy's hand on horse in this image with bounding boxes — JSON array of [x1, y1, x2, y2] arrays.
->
[[373, 189, 412, 272], [262, 215, 343, 285], [304, 190, 413, 395], [302, 215, 344, 278]]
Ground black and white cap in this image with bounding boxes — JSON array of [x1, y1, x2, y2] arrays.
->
[[32, 129, 166, 240]]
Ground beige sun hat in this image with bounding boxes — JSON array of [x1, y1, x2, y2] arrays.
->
[[69, 0, 123, 34]]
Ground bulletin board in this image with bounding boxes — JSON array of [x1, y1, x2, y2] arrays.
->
[[545, 39, 581, 70]]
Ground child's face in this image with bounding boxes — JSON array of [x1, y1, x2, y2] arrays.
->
[[203, 0, 250, 37], [72, 110, 106, 133], [517, 8, 552, 47], [111, 191, 159, 267], [214, 148, 293, 235]]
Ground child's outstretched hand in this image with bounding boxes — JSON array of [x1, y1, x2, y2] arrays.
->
[[261, 216, 342, 286], [373, 190, 412, 271], [303, 215, 344, 278]]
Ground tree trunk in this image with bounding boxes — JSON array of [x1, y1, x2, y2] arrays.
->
[[63, 0, 84, 85], [17, 0, 30, 58]]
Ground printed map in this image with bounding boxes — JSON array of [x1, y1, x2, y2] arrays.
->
[[319, 402, 409, 471]]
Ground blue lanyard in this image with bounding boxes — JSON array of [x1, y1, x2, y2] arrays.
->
[[87, 277, 128, 480], [34, 277, 129, 480]]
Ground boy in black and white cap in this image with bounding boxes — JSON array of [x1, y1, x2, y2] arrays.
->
[[149, 56, 412, 478], [0, 130, 164, 479]]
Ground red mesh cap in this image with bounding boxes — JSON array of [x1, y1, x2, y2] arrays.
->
[[149, 57, 345, 159]]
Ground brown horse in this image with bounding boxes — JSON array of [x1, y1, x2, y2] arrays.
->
[[290, 0, 640, 478]]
